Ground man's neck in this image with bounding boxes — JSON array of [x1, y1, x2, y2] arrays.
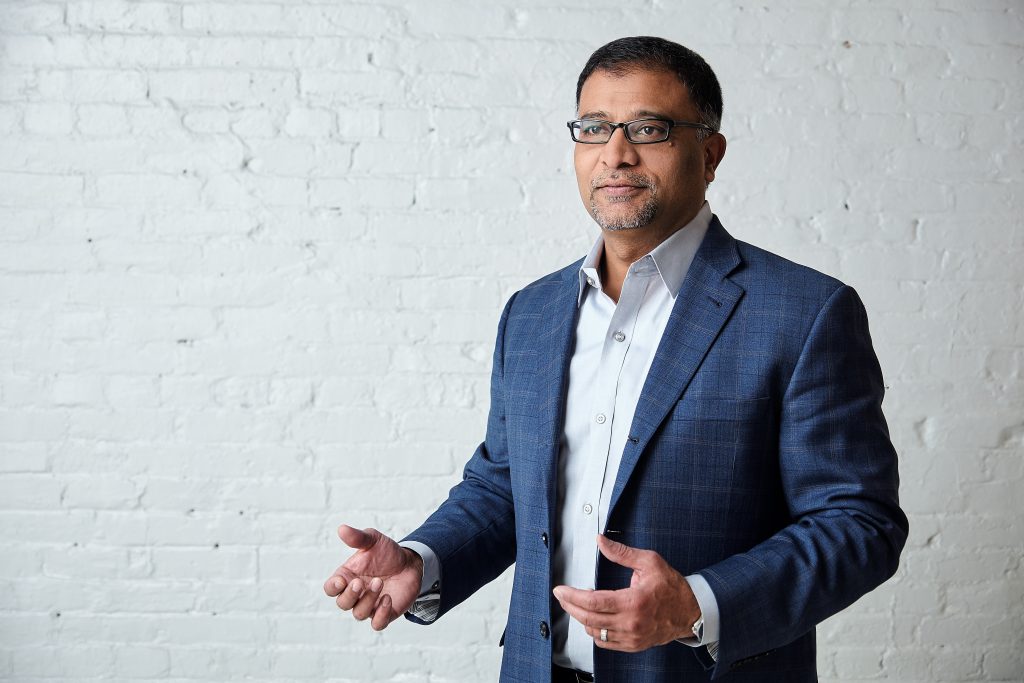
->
[[598, 204, 703, 303]]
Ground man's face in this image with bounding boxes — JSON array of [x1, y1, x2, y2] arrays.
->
[[573, 68, 716, 235]]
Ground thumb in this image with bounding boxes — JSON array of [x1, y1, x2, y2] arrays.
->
[[596, 534, 647, 570], [338, 524, 380, 551]]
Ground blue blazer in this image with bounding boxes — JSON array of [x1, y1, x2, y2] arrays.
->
[[405, 217, 908, 682]]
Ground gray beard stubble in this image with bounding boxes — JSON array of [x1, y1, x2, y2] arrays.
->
[[588, 177, 658, 231]]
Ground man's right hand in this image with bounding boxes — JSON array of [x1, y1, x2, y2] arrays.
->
[[323, 525, 424, 631]]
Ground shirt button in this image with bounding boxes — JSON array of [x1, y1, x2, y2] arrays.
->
[[595, 413, 606, 424], [540, 621, 549, 639], [613, 331, 626, 342], [587, 277, 596, 287], [583, 503, 593, 515], [541, 532, 548, 547]]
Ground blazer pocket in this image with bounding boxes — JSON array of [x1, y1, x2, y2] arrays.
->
[[671, 395, 772, 423]]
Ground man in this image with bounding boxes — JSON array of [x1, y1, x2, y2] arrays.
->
[[324, 36, 908, 682]]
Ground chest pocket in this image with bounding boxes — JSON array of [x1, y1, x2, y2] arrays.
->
[[671, 395, 771, 423], [651, 395, 776, 518], [664, 395, 774, 463]]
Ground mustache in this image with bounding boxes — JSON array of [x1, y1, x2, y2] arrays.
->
[[590, 172, 654, 191]]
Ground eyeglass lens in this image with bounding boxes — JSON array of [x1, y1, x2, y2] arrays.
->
[[573, 119, 672, 144]]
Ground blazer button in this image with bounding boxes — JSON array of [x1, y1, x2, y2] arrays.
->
[[539, 621, 549, 639], [541, 532, 548, 547]]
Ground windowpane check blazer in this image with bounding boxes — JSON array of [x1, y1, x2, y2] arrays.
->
[[404, 216, 909, 682]]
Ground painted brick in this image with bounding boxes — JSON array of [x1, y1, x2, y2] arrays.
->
[[148, 69, 253, 104], [23, 102, 75, 135], [62, 476, 141, 510], [0, 172, 84, 207], [66, 2, 182, 34], [76, 103, 131, 136], [113, 646, 171, 678], [37, 69, 149, 103], [1, 1, 1021, 681], [0, 4, 64, 33], [284, 107, 335, 138]]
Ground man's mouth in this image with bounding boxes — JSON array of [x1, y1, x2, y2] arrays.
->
[[598, 184, 634, 197], [592, 174, 651, 199]]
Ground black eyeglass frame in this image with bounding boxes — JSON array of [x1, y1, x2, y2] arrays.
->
[[566, 117, 715, 144]]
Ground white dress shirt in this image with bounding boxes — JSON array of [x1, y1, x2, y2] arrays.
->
[[551, 202, 718, 670], [404, 203, 721, 670]]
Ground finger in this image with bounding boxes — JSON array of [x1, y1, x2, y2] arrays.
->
[[371, 593, 396, 631], [323, 574, 347, 597], [325, 563, 361, 596], [555, 595, 614, 630], [553, 585, 620, 613], [593, 634, 626, 651], [338, 524, 379, 551], [589, 627, 642, 653], [596, 534, 650, 570], [335, 577, 366, 611], [585, 625, 613, 642], [351, 577, 383, 621]]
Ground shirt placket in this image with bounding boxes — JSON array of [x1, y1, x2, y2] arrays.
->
[[566, 259, 656, 660], [598, 258, 662, 526]]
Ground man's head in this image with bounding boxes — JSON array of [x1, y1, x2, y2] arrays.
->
[[576, 37, 723, 139], [572, 36, 726, 235]]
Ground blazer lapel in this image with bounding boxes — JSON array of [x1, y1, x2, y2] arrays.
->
[[532, 265, 583, 531], [536, 266, 583, 449], [607, 217, 746, 517]]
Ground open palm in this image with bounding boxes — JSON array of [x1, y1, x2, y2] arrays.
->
[[324, 525, 423, 629]]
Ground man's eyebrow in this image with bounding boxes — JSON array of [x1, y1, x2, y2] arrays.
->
[[577, 109, 673, 121], [633, 109, 671, 119]]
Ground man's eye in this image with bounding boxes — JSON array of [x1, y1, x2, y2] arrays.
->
[[633, 122, 668, 138], [580, 121, 610, 137]]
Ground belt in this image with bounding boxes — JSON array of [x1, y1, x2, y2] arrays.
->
[[552, 663, 594, 683]]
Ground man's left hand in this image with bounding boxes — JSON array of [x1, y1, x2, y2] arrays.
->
[[552, 534, 701, 652]]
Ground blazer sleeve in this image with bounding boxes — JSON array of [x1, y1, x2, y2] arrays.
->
[[698, 284, 909, 676], [401, 292, 519, 622]]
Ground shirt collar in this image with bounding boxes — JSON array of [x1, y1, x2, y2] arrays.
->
[[577, 202, 714, 306]]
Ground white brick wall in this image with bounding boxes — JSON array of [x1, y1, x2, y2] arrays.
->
[[1, 1, 1021, 681]]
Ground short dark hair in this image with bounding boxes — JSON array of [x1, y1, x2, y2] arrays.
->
[[575, 36, 723, 135]]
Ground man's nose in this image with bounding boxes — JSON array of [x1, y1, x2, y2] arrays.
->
[[599, 127, 639, 168]]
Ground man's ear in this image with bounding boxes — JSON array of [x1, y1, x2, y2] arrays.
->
[[703, 133, 726, 185]]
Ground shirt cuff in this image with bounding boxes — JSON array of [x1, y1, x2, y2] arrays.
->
[[675, 573, 721, 660], [398, 541, 442, 623], [398, 540, 441, 597]]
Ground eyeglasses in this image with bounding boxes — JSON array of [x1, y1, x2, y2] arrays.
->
[[567, 117, 714, 144]]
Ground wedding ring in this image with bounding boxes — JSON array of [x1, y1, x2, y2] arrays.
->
[[600, 628, 608, 642]]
